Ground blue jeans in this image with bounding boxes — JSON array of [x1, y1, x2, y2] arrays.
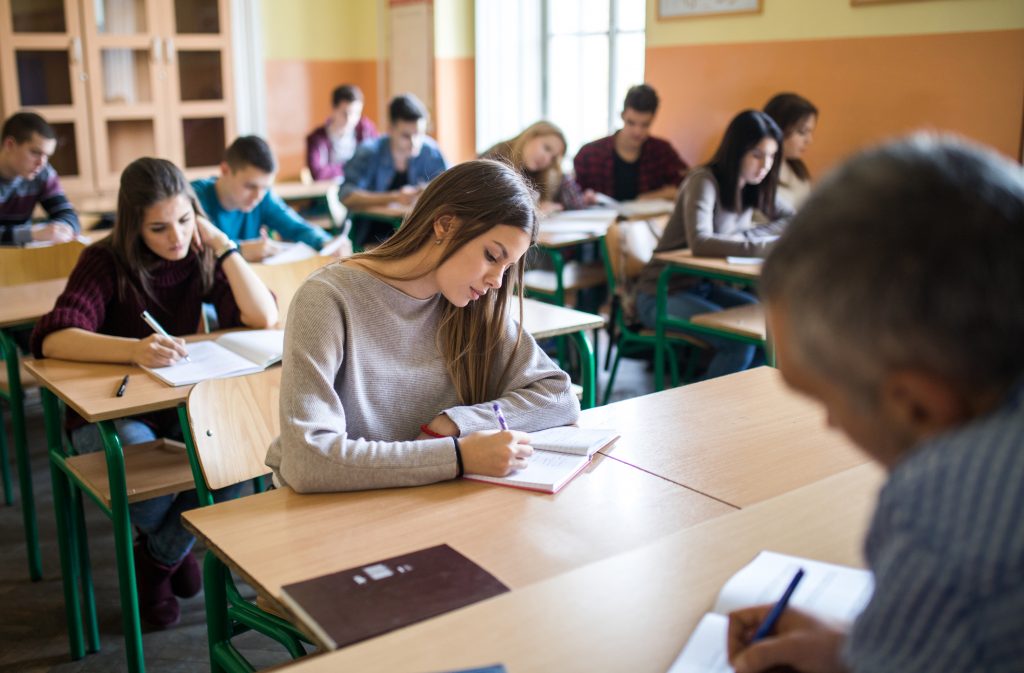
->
[[636, 281, 760, 380], [71, 417, 242, 566]]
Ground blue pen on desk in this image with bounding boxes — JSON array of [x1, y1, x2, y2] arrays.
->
[[491, 402, 508, 430], [140, 310, 192, 363], [751, 568, 805, 642]]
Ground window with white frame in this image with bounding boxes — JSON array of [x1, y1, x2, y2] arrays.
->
[[475, 0, 646, 164]]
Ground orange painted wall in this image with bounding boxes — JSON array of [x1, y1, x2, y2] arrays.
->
[[434, 57, 476, 163], [647, 29, 1024, 176], [263, 60, 381, 179]]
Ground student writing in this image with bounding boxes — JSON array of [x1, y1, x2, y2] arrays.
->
[[763, 92, 818, 212], [192, 135, 334, 262], [635, 110, 793, 379], [31, 157, 278, 629], [266, 159, 580, 492], [727, 136, 1024, 673]]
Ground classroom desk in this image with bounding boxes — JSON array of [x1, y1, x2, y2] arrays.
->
[[590, 367, 867, 507], [528, 210, 617, 308], [182, 455, 735, 629], [273, 462, 884, 672], [651, 249, 765, 391], [274, 180, 337, 201], [517, 298, 604, 409], [0, 277, 68, 580]]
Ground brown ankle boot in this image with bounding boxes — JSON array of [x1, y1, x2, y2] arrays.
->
[[170, 551, 201, 599], [133, 542, 180, 628]]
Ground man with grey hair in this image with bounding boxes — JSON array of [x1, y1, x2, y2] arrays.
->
[[726, 135, 1024, 673]]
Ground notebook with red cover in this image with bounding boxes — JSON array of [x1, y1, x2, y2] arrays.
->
[[279, 544, 509, 650]]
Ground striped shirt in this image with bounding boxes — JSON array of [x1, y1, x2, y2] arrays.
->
[[0, 164, 79, 244], [843, 382, 1024, 672]]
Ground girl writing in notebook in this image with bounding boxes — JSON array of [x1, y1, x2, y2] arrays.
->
[[480, 121, 594, 213], [633, 110, 794, 379], [266, 159, 580, 492], [764, 92, 818, 212], [31, 157, 277, 628]]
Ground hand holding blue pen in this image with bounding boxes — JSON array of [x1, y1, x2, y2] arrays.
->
[[751, 568, 805, 642], [140, 310, 192, 363]]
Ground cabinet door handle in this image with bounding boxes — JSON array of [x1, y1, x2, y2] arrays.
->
[[165, 38, 175, 64], [151, 37, 163, 63], [70, 36, 83, 64]]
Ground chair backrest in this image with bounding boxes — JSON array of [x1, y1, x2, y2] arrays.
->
[[602, 220, 661, 293], [251, 256, 335, 327], [0, 239, 87, 286], [186, 368, 282, 492]]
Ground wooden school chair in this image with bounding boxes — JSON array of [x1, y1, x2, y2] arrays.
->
[[599, 223, 704, 404], [251, 256, 336, 328], [181, 368, 311, 672], [0, 239, 86, 580]]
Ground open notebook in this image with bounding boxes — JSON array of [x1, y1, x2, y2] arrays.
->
[[260, 235, 350, 265], [464, 426, 619, 494], [142, 329, 284, 386], [593, 193, 675, 219], [666, 551, 874, 673]]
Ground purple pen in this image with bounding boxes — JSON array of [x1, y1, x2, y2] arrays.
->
[[491, 402, 508, 430]]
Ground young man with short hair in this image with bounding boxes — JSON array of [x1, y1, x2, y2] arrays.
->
[[0, 112, 79, 245], [727, 136, 1024, 673], [192, 136, 332, 262], [305, 84, 378, 182], [340, 93, 448, 248], [573, 84, 687, 202]]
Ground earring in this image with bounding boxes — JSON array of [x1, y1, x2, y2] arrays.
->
[[435, 238, 442, 245]]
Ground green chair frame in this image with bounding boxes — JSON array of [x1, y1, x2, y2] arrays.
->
[[179, 372, 311, 673]]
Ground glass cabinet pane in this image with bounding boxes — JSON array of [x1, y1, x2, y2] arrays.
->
[[10, 0, 66, 32], [182, 117, 225, 167], [107, 119, 155, 175], [95, 0, 148, 34], [100, 49, 153, 104], [16, 50, 72, 106], [178, 51, 223, 101], [174, 0, 220, 34], [49, 122, 80, 177]]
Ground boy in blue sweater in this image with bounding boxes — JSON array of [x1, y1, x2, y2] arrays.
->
[[192, 135, 332, 262]]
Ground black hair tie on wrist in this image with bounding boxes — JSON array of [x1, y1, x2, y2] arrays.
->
[[452, 436, 464, 478]]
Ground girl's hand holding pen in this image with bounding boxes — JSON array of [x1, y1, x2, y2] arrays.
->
[[131, 333, 189, 367], [727, 605, 847, 673], [460, 430, 533, 477]]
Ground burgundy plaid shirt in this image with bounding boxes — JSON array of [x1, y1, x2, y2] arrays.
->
[[573, 133, 687, 199]]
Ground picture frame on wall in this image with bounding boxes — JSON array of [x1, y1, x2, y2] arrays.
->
[[658, 0, 762, 20]]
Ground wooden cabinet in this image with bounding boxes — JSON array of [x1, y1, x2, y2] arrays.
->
[[0, 0, 234, 200]]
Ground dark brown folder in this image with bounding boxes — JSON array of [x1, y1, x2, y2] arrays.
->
[[279, 544, 509, 650]]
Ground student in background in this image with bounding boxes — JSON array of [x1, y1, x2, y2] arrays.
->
[[341, 93, 449, 248], [763, 92, 818, 211], [573, 84, 687, 202], [31, 157, 277, 628], [192, 136, 333, 262], [480, 120, 593, 214], [728, 136, 1024, 673], [267, 160, 579, 493], [306, 84, 378, 182], [634, 110, 792, 379], [0, 112, 79, 245]]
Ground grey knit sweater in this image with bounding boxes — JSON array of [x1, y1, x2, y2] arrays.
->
[[266, 263, 580, 492]]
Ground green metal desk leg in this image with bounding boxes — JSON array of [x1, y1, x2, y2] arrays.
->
[[41, 388, 85, 660], [97, 420, 146, 673], [568, 331, 596, 409], [1, 405, 12, 505], [654, 267, 670, 392], [70, 484, 101, 652], [1, 329, 42, 580]]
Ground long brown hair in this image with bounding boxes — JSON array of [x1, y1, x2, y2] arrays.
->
[[481, 121, 567, 203], [101, 157, 215, 307], [763, 92, 818, 182], [708, 110, 784, 217], [352, 159, 539, 405]]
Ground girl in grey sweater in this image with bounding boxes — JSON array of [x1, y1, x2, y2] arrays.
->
[[267, 160, 580, 492]]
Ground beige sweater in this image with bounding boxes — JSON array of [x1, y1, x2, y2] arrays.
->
[[266, 263, 580, 493]]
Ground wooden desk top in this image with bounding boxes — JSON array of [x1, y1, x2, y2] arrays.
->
[[351, 204, 411, 220], [654, 249, 763, 282], [274, 462, 885, 672], [517, 298, 604, 339], [183, 455, 734, 614], [0, 278, 67, 328], [586, 367, 867, 507], [275, 180, 337, 201]]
